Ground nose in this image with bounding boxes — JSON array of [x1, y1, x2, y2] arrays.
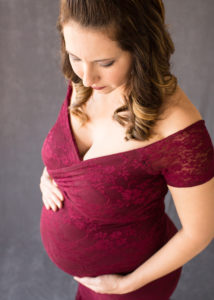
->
[[82, 64, 99, 87]]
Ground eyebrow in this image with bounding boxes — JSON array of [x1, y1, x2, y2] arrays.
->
[[66, 50, 115, 62]]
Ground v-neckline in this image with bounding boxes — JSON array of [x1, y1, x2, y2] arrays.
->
[[65, 83, 204, 165]]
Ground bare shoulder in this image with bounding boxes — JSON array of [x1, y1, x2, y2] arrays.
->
[[157, 85, 203, 138]]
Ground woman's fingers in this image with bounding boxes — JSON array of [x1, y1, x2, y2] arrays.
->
[[47, 197, 58, 212], [50, 191, 63, 209], [40, 175, 64, 201], [52, 180, 64, 201], [40, 167, 64, 211], [42, 195, 50, 210], [42, 184, 63, 211]]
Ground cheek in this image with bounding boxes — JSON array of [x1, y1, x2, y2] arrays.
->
[[69, 60, 83, 77], [107, 68, 130, 85]]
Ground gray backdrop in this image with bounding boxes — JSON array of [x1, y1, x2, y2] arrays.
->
[[0, 0, 213, 299]]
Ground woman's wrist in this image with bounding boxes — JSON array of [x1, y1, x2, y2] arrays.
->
[[118, 273, 140, 294]]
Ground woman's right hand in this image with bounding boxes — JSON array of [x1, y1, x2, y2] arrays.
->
[[39, 166, 64, 211]]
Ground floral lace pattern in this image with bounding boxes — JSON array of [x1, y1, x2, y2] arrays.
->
[[40, 84, 214, 300]]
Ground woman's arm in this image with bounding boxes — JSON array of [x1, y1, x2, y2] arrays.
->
[[121, 177, 214, 293]]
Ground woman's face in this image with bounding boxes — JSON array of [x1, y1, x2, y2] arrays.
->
[[63, 21, 133, 95]]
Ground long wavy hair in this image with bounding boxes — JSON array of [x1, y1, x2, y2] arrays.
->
[[57, 0, 177, 141]]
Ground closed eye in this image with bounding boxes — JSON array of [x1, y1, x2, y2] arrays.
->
[[69, 56, 115, 68], [70, 57, 80, 62], [101, 61, 115, 68]]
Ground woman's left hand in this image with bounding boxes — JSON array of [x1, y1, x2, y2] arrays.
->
[[73, 273, 131, 295]]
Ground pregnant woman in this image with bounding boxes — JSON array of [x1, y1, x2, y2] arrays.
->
[[39, 1, 214, 299]]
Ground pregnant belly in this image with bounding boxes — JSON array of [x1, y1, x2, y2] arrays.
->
[[40, 204, 175, 277]]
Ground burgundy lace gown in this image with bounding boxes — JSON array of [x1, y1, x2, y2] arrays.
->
[[40, 84, 214, 300]]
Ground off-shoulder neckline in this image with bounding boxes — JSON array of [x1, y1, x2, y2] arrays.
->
[[65, 83, 204, 165]]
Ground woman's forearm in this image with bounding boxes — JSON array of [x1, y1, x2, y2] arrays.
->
[[122, 229, 212, 293]]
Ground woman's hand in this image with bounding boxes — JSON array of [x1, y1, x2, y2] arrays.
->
[[39, 166, 64, 211], [73, 273, 132, 295]]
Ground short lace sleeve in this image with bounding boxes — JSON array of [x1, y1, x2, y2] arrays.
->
[[161, 120, 214, 187]]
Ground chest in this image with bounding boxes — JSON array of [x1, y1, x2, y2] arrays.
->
[[69, 104, 163, 161]]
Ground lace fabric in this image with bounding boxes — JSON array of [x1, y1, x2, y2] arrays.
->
[[40, 84, 214, 300]]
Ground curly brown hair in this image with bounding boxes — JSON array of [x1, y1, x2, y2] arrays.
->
[[57, 0, 177, 141]]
